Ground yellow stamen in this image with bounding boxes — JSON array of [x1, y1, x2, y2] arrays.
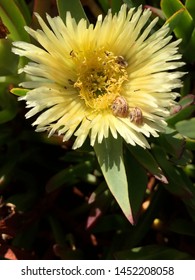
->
[[72, 49, 128, 111]]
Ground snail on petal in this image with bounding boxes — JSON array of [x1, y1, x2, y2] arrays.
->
[[129, 107, 143, 125], [111, 96, 129, 118]]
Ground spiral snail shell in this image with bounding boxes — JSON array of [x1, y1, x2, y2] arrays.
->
[[111, 97, 143, 125], [111, 96, 129, 118], [129, 107, 143, 125]]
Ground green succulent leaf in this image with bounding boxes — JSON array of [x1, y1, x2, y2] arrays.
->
[[185, 0, 195, 23], [124, 147, 148, 222], [56, 0, 89, 24], [10, 88, 29, 97], [167, 105, 195, 126], [152, 145, 193, 198], [127, 144, 168, 184], [161, 0, 194, 46], [123, 0, 145, 8], [0, 39, 19, 75], [183, 28, 195, 62], [0, 85, 18, 124], [98, 0, 110, 12], [0, 0, 30, 41], [165, 8, 186, 34], [14, 0, 31, 25], [176, 118, 195, 138], [94, 135, 134, 224]]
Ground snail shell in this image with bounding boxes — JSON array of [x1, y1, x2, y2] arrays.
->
[[111, 96, 129, 118], [129, 107, 143, 125]]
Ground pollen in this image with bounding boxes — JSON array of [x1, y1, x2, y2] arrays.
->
[[72, 49, 128, 111]]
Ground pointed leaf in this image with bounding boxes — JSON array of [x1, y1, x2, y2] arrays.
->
[[124, 147, 148, 222], [10, 88, 29, 97], [98, 0, 110, 12], [165, 8, 185, 34], [14, 0, 31, 25], [179, 94, 195, 107], [94, 136, 133, 224], [176, 118, 195, 138], [161, 0, 194, 45], [111, 0, 123, 13], [127, 144, 168, 183], [167, 105, 195, 126], [0, 0, 30, 41], [186, 0, 195, 23], [183, 28, 195, 62], [152, 145, 193, 198], [56, 0, 89, 24], [0, 39, 19, 75]]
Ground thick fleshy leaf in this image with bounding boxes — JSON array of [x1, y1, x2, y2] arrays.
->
[[167, 105, 195, 126], [127, 144, 168, 183], [152, 146, 193, 198], [98, 0, 110, 12], [185, 0, 195, 23], [186, 138, 195, 151], [179, 94, 195, 107], [89, 214, 129, 233], [183, 28, 195, 62], [0, 85, 18, 124], [56, 0, 89, 24], [0, 39, 19, 75], [124, 147, 148, 222], [165, 8, 186, 34], [0, 0, 30, 41], [114, 186, 167, 249], [94, 135, 133, 224], [111, 0, 123, 13], [14, 0, 31, 25], [156, 131, 193, 166], [10, 88, 29, 97], [180, 75, 192, 97], [161, 0, 194, 45], [176, 118, 195, 138]]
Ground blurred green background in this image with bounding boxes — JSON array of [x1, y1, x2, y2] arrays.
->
[[1, 0, 195, 260]]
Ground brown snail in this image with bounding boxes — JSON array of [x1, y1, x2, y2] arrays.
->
[[111, 96, 143, 125], [129, 107, 143, 125], [111, 96, 129, 118]]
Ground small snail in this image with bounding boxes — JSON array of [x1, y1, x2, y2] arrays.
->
[[111, 97, 143, 125], [111, 96, 129, 118], [129, 107, 143, 125]]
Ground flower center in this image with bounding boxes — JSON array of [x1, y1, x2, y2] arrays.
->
[[71, 49, 128, 111]]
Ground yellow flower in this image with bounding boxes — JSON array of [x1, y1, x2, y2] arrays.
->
[[12, 5, 184, 149]]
